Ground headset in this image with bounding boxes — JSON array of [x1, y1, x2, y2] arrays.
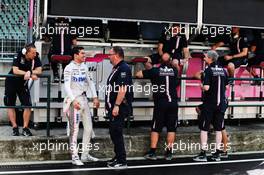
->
[[22, 47, 27, 55], [21, 43, 35, 55]]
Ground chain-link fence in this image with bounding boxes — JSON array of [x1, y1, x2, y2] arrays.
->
[[0, 0, 28, 60], [0, 39, 26, 61]]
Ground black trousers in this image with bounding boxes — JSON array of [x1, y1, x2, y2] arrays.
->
[[48, 51, 70, 76], [108, 107, 127, 164]]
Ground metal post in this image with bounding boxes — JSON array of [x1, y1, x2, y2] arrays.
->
[[230, 81, 235, 120], [27, 0, 34, 43], [197, 0, 204, 29], [1, 39, 3, 59], [93, 63, 99, 122], [54, 64, 63, 123], [43, 0, 48, 25], [58, 63, 62, 101], [259, 68, 263, 118], [180, 74, 186, 102], [35, 0, 40, 39], [46, 75, 51, 137]]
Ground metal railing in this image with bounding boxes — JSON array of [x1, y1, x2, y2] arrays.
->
[[131, 76, 264, 110], [0, 74, 262, 136], [126, 76, 264, 130], [0, 74, 51, 137]]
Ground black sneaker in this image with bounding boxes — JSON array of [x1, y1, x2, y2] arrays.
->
[[144, 151, 157, 160], [107, 161, 127, 169], [12, 127, 19, 136], [193, 150, 207, 162], [107, 157, 117, 165], [53, 75, 59, 83], [219, 150, 228, 158], [211, 150, 221, 161], [22, 128, 33, 136], [164, 150, 173, 160], [61, 74, 64, 83]]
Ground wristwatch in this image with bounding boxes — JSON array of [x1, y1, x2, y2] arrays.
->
[[114, 104, 120, 107]]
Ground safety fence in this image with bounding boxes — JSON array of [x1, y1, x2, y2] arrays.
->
[[0, 75, 263, 137]]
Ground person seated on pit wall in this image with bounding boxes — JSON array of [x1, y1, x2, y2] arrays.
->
[[211, 27, 249, 85], [145, 23, 190, 72], [246, 29, 264, 85], [47, 17, 77, 82]]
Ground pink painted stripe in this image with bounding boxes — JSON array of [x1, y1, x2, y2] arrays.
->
[[28, 0, 34, 28]]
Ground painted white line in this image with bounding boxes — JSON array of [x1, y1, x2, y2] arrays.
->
[[0, 158, 263, 175], [227, 151, 264, 155], [1, 151, 264, 166], [247, 169, 264, 175], [0, 160, 71, 166], [0, 150, 264, 166]]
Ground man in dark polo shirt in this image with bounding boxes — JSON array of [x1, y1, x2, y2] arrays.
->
[[105, 46, 133, 169], [4, 43, 42, 136], [193, 50, 228, 162], [246, 29, 264, 85], [212, 27, 249, 84], [136, 53, 180, 161], [145, 24, 190, 71]]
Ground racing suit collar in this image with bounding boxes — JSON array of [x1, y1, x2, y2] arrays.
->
[[72, 60, 82, 66]]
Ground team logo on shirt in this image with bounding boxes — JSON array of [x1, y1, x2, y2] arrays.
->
[[261, 32, 264, 39], [121, 72, 127, 78], [211, 67, 225, 76], [159, 67, 175, 76], [72, 76, 86, 82], [243, 37, 248, 42]]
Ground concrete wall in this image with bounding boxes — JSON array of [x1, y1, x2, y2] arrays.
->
[[0, 127, 264, 162], [0, 62, 12, 75], [0, 83, 8, 124]]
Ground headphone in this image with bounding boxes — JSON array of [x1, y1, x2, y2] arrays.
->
[[22, 48, 27, 55], [22, 43, 35, 55]]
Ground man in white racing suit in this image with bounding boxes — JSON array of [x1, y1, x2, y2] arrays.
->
[[63, 46, 100, 166]]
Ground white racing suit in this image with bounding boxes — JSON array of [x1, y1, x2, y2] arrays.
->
[[63, 61, 97, 159]]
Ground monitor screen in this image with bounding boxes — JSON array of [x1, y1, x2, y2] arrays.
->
[[48, 0, 197, 23]]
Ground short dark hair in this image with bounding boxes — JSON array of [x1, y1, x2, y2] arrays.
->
[[25, 43, 36, 53], [112, 46, 124, 58], [72, 46, 84, 57], [172, 23, 181, 27]]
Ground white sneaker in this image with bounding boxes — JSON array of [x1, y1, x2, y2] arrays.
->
[[81, 154, 99, 162], [72, 156, 84, 166]]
